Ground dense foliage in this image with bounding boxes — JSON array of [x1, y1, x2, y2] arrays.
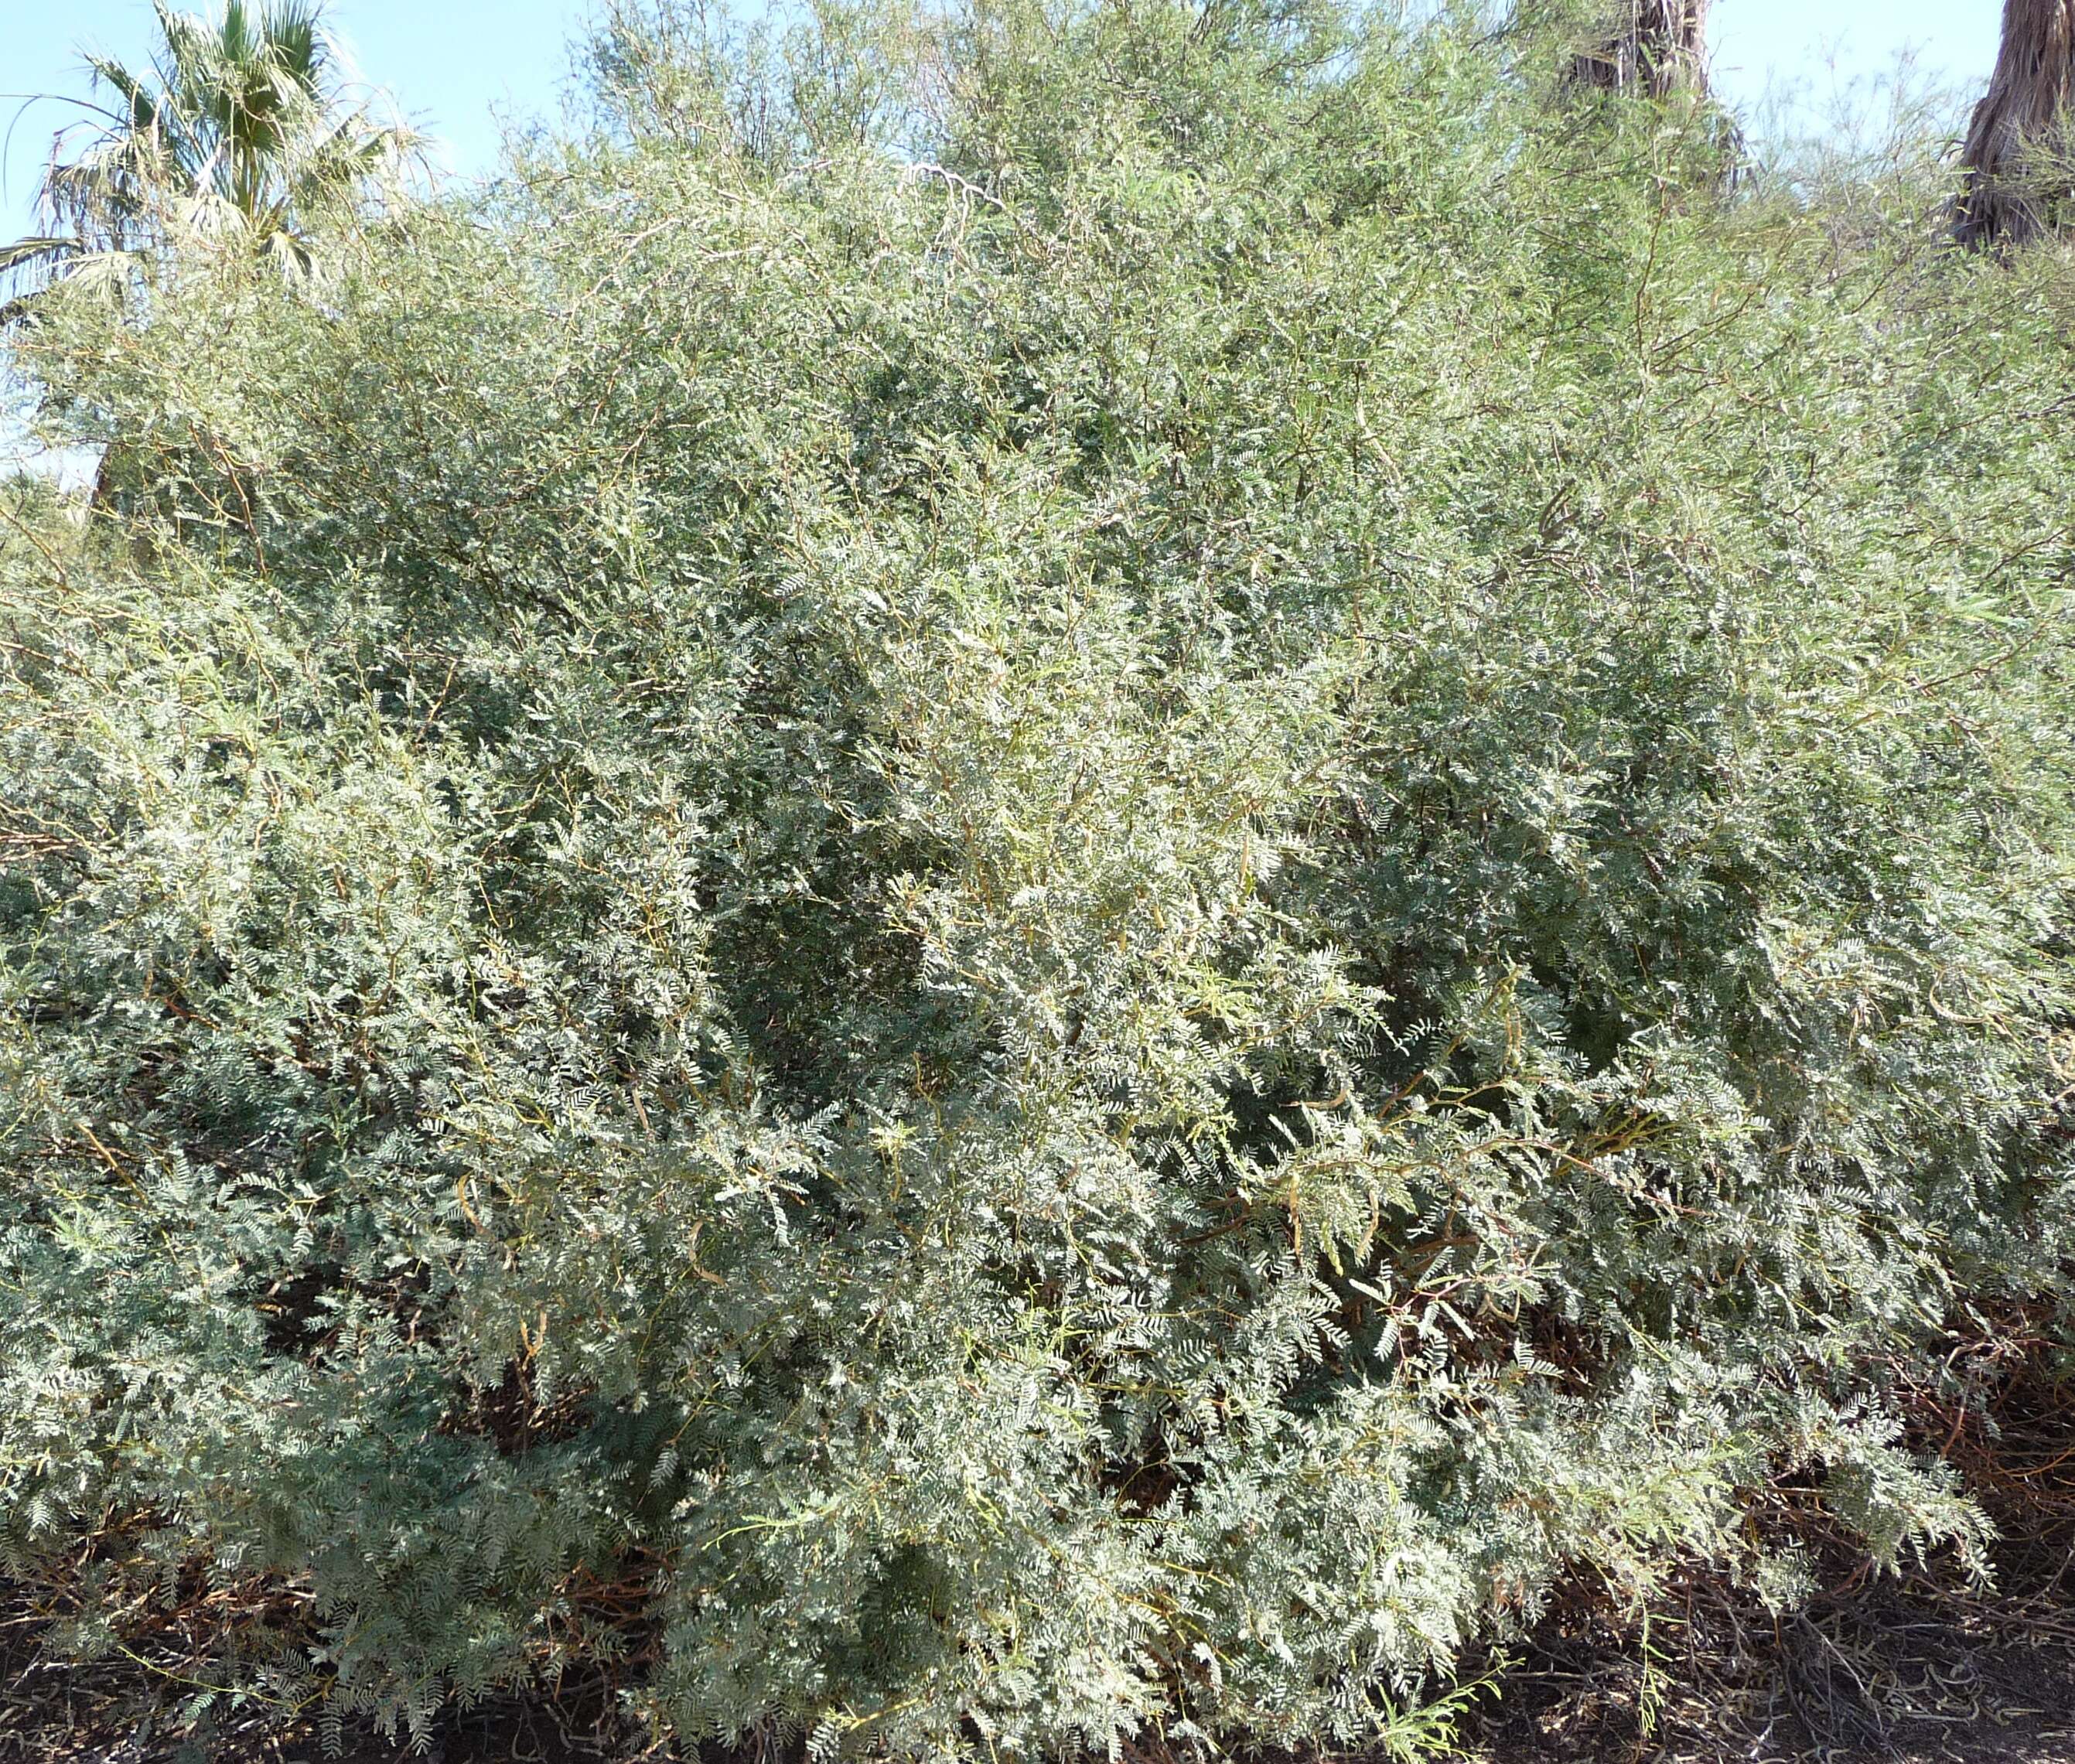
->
[[4, 0, 2074, 1753]]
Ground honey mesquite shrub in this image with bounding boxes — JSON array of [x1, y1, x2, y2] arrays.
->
[[5, 0, 2075, 1751]]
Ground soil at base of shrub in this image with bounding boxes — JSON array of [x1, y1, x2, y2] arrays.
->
[[1458, 1572, 2075, 1764], [8, 1554, 2075, 1764]]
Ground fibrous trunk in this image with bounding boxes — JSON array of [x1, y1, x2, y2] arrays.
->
[[1954, 0, 2075, 250], [1572, 0, 1711, 98]]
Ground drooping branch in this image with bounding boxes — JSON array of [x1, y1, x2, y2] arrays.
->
[[1954, 0, 2075, 250], [1570, 0, 1712, 100]]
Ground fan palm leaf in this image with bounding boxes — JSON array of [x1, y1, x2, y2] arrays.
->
[[3, 0, 418, 322]]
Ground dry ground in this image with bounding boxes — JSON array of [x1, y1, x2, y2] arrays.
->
[[9, 1558, 2075, 1764]]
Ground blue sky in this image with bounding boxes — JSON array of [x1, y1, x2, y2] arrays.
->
[[4, 0, 589, 229], [0, 0, 2012, 472], [2, 0, 2007, 237], [1712, 1, 1999, 135]]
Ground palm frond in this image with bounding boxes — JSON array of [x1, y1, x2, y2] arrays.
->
[[0, 236, 80, 274], [4, 0, 419, 322], [84, 56, 162, 135], [261, 0, 331, 84]]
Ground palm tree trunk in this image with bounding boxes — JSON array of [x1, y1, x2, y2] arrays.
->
[[1954, 0, 2075, 250], [1571, 0, 1712, 98]]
